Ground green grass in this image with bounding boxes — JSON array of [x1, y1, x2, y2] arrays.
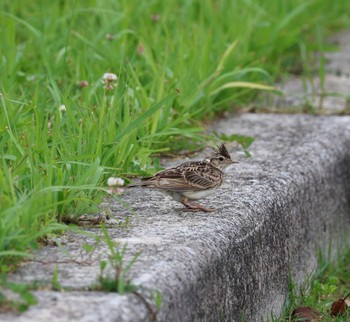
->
[[1, 0, 350, 269], [271, 248, 350, 321]]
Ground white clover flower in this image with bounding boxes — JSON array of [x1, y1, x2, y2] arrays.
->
[[102, 73, 118, 90], [103, 73, 118, 82], [107, 177, 125, 187], [107, 187, 125, 195], [59, 104, 67, 112]]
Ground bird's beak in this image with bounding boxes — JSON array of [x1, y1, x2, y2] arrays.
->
[[230, 159, 239, 164]]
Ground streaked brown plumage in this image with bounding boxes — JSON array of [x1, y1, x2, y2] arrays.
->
[[128, 143, 238, 212]]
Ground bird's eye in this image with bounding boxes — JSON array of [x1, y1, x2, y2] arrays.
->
[[218, 156, 225, 161]]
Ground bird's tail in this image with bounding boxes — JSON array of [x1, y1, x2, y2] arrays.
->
[[126, 181, 149, 188], [126, 183, 141, 188], [127, 178, 156, 189]]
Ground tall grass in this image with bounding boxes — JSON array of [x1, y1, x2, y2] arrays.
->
[[1, 0, 350, 268]]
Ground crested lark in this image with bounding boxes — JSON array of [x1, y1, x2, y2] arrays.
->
[[128, 143, 238, 212]]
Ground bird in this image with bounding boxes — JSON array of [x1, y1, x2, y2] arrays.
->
[[127, 143, 238, 212]]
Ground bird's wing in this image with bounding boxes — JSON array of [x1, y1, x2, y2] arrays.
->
[[183, 170, 220, 190], [140, 167, 193, 190], [141, 162, 222, 191]]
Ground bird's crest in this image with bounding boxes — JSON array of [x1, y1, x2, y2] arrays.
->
[[217, 143, 231, 159]]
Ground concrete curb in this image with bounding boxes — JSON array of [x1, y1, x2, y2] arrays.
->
[[2, 114, 350, 322]]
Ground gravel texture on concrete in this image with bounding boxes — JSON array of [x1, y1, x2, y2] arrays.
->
[[2, 114, 350, 322]]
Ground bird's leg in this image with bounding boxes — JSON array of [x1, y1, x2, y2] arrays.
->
[[181, 198, 215, 213]]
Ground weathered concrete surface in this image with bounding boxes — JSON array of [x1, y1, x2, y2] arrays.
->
[[324, 30, 350, 76], [274, 74, 350, 113], [266, 29, 350, 113], [2, 114, 350, 322]]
